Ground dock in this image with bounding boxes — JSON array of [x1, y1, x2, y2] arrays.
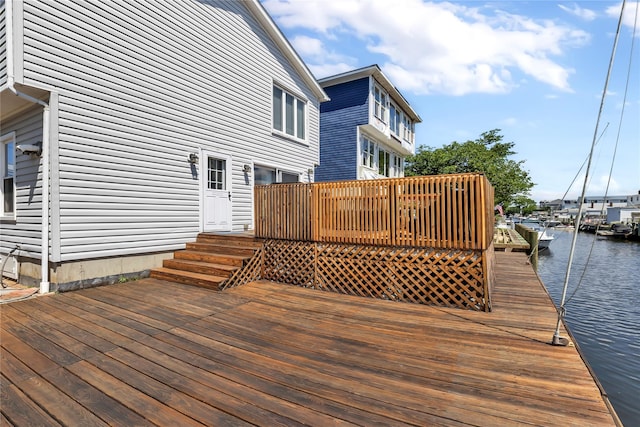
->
[[1, 252, 618, 426], [493, 227, 530, 251]]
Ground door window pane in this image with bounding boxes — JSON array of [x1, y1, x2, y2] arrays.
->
[[208, 158, 226, 190]]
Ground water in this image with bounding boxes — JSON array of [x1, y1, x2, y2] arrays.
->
[[536, 229, 640, 426]]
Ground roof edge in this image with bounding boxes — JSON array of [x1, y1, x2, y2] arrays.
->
[[245, 1, 329, 103], [319, 64, 421, 122]]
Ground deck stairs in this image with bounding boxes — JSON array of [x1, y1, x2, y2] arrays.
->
[[150, 233, 263, 290]]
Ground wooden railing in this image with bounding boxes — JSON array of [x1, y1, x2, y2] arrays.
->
[[255, 173, 494, 250]]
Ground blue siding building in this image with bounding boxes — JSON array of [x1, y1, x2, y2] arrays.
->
[[315, 65, 421, 182]]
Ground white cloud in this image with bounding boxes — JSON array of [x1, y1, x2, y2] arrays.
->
[[264, 0, 589, 95], [289, 35, 357, 78], [605, 1, 640, 30], [558, 3, 597, 21]]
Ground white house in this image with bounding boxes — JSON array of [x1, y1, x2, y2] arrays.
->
[[0, 0, 328, 292]]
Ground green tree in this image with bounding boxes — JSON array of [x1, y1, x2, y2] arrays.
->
[[405, 129, 534, 207], [506, 195, 538, 216]]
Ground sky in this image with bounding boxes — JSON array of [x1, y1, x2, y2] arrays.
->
[[262, 0, 640, 203]]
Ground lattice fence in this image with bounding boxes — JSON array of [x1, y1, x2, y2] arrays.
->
[[220, 247, 263, 290], [262, 240, 315, 287], [255, 239, 491, 311]]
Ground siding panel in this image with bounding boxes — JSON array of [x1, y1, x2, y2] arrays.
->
[[316, 79, 370, 181], [18, 0, 321, 260], [0, 108, 44, 259]]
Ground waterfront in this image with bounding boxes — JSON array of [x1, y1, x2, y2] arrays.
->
[[537, 229, 640, 426]]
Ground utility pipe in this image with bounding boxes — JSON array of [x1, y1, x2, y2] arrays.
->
[[5, 0, 51, 294]]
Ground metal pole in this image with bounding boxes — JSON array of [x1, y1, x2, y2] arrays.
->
[[552, 0, 626, 346]]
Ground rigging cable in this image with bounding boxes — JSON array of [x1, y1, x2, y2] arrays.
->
[[526, 123, 609, 266], [564, 0, 639, 307], [551, 0, 627, 346]]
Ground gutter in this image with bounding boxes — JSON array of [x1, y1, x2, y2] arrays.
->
[[5, 0, 51, 294]]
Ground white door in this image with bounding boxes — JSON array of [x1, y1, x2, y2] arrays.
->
[[202, 152, 232, 232]]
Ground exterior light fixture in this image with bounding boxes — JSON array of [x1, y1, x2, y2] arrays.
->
[[188, 153, 198, 164], [16, 142, 42, 156], [243, 164, 251, 173]]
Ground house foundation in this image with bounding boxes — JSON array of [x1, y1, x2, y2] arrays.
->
[[16, 252, 174, 292]]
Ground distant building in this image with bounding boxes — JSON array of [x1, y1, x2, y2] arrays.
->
[[607, 207, 640, 224], [540, 191, 640, 219], [315, 65, 422, 182]]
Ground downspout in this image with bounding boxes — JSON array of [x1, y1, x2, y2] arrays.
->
[[6, 0, 51, 294]]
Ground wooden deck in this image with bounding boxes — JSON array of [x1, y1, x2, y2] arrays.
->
[[493, 227, 530, 251], [1, 252, 618, 426]]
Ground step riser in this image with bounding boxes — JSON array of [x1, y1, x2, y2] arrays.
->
[[196, 234, 264, 248], [151, 234, 262, 289], [163, 259, 236, 277], [150, 270, 223, 290], [174, 251, 246, 266], [186, 242, 256, 257]]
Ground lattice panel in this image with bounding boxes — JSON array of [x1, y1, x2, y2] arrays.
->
[[316, 244, 486, 310], [255, 239, 490, 311], [262, 240, 315, 287], [220, 248, 263, 290]]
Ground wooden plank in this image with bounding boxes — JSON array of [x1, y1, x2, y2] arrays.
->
[[105, 346, 339, 426], [0, 252, 617, 426], [0, 378, 61, 427], [135, 335, 405, 427], [66, 361, 208, 427]]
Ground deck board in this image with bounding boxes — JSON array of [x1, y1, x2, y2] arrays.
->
[[1, 252, 618, 426]]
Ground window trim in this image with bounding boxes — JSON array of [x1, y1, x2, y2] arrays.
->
[[373, 84, 388, 123], [402, 115, 413, 143], [393, 155, 404, 177], [361, 137, 375, 169], [378, 148, 390, 177], [272, 84, 308, 144], [254, 164, 300, 185], [1, 132, 16, 220]]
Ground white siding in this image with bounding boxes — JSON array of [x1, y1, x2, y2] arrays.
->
[[0, 0, 7, 87], [0, 107, 44, 259], [19, 0, 321, 261]]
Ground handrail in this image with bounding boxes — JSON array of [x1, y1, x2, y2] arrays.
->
[[254, 173, 494, 250]]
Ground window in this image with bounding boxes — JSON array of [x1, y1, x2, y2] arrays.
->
[[361, 137, 375, 168], [254, 165, 299, 185], [394, 155, 404, 177], [207, 157, 226, 190], [1, 133, 16, 218], [378, 149, 390, 177], [390, 104, 400, 135], [273, 85, 306, 140], [402, 115, 413, 142], [373, 85, 387, 122]]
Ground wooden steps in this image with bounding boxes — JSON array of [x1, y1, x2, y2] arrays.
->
[[150, 233, 263, 290]]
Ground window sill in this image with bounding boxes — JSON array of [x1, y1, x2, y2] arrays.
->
[[0, 215, 17, 223], [271, 130, 309, 147]]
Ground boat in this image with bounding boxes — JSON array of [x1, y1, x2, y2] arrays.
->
[[538, 229, 555, 249], [596, 222, 632, 239], [627, 223, 640, 242], [520, 219, 554, 249]]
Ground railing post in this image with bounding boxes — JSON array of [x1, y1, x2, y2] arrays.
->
[[389, 180, 397, 245]]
